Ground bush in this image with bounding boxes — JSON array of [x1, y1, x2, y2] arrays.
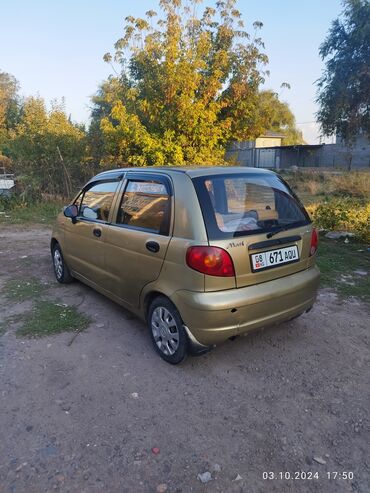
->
[[311, 198, 370, 242], [0, 194, 65, 224], [0, 194, 19, 211]]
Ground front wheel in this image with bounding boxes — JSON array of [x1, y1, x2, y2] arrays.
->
[[52, 243, 73, 284], [148, 296, 188, 364]]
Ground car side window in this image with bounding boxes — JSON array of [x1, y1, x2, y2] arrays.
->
[[79, 180, 119, 222], [116, 180, 170, 235], [73, 191, 83, 210]]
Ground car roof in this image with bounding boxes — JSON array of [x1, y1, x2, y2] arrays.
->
[[93, 166, 274, 181]]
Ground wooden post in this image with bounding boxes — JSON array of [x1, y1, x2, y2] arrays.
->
[[57, 146, 72, 197]]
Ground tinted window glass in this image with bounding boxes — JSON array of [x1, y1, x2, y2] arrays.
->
[[194, 173, 309, 239], [80, 181, 119, 221], [117, 180, 170, 234], [73, 192, 83, 210]]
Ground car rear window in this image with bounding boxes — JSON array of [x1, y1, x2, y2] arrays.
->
[[193, 173, 310, 239]]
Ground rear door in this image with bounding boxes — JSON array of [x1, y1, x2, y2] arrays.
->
[[63, 178, 121, 284], [103, 173, 173, 308], [192, 172, 312, 290]]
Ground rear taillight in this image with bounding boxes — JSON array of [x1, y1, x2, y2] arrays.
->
[[310, 228, 318, 256], [186, 246, 235, 277]]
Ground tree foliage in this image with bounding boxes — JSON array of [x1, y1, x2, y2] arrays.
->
[[94, 0, 273, 166], [258, 90, 304, 145], [10, 97, 88, 196], [0, 70, 21, 155], [1, 0, 306, 196], [316, 0, 370, 143]]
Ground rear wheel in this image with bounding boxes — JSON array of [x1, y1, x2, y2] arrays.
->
[[52, 243, 73, 284], [148, 296, 188, 364]]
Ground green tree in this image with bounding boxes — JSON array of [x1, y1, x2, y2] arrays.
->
[[258, 90, 304, 145], [316, 0, 370, 143], [92, 0, 271, 166], [88, 77, 125, 166], [0, 70, 21, 157], [10, 97, 87, 196]]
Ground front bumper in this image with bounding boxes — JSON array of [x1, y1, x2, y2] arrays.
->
[[172, 266, 320, 346]]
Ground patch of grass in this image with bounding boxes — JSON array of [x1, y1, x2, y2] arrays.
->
[[16, 301, 90, 338], [3, 278, 48, 301], [283, 170, 370, 202], [317, 236, 370, 302], [296, 192, 327, 207], [0, 199, 64, 225]]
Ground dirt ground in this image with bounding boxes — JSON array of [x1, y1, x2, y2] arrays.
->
[[0, 226, 369, 493]]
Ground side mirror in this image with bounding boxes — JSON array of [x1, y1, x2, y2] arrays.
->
[[64, 204, 78, 222]]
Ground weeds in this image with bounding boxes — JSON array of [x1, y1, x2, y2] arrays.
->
[[16, 300, 90, 338], [0, 196, 65, 225], [2, 278, 91, 338], [317, 237, 370, 302], [283, 170, 370, 241], [3, 278, 48, 301], [311, 199, 370, 242], [283, 169, 370, 200]]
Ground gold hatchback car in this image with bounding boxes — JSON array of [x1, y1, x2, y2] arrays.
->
[[51, 167, 320, 363]]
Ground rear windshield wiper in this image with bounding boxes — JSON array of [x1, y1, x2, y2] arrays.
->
[[266, 225, 291, 238]]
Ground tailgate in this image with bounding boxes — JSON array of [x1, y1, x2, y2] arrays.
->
[[209, 224, 313, 288], [191, 170, 313, 292]]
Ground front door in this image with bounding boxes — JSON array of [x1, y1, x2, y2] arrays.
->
[[64, 179, 121, 285], [103, 174, 173, 309]]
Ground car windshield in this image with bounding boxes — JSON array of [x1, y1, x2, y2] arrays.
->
[[193, 173, 310, 239]]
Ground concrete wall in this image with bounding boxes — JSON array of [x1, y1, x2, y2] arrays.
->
[[318, 143, 370, 169], [226, 142, 370, 169]]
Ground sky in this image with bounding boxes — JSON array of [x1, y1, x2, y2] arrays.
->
[[0, 0, 343, 144]]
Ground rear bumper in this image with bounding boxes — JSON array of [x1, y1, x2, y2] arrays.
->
[[172, 266, 320, 346]]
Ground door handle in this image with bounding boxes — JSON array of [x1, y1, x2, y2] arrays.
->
[[93, 227, 102, 238], [146, 241, 160, 253]]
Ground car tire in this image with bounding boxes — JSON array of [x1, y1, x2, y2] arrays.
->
[[52, 243, 73, 284], [148, 296, 188, 364]]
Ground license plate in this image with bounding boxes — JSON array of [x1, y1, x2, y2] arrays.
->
[[251, 245, 299, 272]]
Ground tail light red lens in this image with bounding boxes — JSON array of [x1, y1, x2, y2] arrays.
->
[[186, 246, 235, 277], [310, 227, 318, 256]]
